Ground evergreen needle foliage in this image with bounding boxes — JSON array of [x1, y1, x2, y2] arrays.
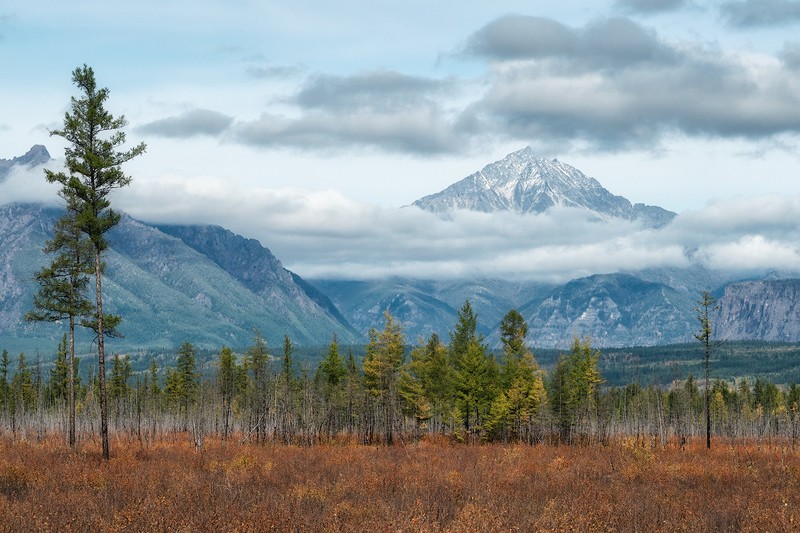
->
[[43, 65, 145, 459]]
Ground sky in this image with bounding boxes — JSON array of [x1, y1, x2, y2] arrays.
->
[[2, 0, 800, 282]]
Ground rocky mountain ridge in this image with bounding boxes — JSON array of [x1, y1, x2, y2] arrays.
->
[[0, 203, 359, 354], [0, 145, 51, 180], [413, 146, 676, 228], [313, 274, 800, 349], [715, 280, 800, 342]]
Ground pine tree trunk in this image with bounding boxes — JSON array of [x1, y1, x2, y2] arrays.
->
[[95, 247, 110, 460], [706, 345, 711, 450], [69, 316, 76, 448]]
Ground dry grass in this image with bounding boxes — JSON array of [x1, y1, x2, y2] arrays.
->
[[1, 434, 799, 531]]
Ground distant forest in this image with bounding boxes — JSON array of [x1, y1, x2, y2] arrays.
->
[[3, 302, 800, 447]]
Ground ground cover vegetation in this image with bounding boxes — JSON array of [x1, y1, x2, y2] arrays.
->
[[1, 435, 799, 531]]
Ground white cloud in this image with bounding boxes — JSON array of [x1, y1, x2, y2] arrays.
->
[[3, 157, 799, 283], [105, 171, 800, 282], [0, 163, 62, 205]]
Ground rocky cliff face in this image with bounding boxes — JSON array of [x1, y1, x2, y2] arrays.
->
[[518, 273, 696, 348], [714, 280, 800, 342], [412, 147, 676, 228]]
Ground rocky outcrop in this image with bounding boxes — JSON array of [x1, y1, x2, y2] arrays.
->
[[714, 280, 800, 342], [0, 145, 51, 180]]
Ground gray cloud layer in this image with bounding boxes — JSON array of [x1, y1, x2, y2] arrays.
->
[[461, 16, 800, 150], [136, 16, 800, 155], [615, 0, 688, 13], [782, 42, 800, 68], [138, 109, 234, 138], [117, 179, 800, 281], [295, 71, 448, 111], [461, 16, 678, 69], [231, 71, 464, 154], [721, 0, 800, 28]]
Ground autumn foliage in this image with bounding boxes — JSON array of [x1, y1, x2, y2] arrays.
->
[[1, 434, 799, 532]]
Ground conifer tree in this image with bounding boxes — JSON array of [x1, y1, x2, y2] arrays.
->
[[142, 358, 161, 439], [408, 333, 453, 431], [175, 342, 200, 416], [164, 368, 182, 411], [488, 311, 546, 442], [499, 309, 528, 388], [281, 334, 296, 383], [12, 353, 34, 413], [449, 301, 496, 439], [344, 349, 362, 436], [363, 312, 406, 444], [317, 334, 349, 435], [0, 349, 8, 414], [217, 346, 243, 438], [694, 290, 717, 449], [27, 198, 93, 448], [318, 334, 347, 390], [49, 335, 70, 406], [549, 338, 603, 443], [109, 354, 132, 401], [277, 335, 298, 443], [148, 359, 161, 399], [46, 65, 145, 459], [245, 332, 270, 442], [449, 301, 480, 361]]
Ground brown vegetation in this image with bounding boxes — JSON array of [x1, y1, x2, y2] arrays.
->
[[1, 434, 799, 532]]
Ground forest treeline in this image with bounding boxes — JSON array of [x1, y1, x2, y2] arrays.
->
[[3, 302, 800, 448]]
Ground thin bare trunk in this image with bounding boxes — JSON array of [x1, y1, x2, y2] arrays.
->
[[706, 349, 711, 449], [69, 316, 76, 448], [95, 247, 109, 460]]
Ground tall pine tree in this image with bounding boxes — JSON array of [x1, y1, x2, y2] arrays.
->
[[46, 65, 145, 459]]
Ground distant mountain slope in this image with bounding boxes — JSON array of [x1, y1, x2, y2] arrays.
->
[[316, 272, 800, 349], [715, 280, 800, 342], [413, 146, 675, 228], [310, 279, 461, 342], [0, 145, 51, 180], [157, 224, 360, 339], [314, 273, 700, 348], [311, 278, 554, 343], [518, 273, 696, 348], [0, 203, 360, 354]]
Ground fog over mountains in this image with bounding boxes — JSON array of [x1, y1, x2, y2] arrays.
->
[[2, 145, 800, 352]]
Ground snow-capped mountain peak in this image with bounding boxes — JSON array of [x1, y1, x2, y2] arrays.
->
[[412, 147, 675, 228]]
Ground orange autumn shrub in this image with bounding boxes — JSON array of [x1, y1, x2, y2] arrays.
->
[[0, 434, 799, 532]]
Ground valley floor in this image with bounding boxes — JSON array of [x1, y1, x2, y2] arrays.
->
[[1, 434, 798, 531]]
